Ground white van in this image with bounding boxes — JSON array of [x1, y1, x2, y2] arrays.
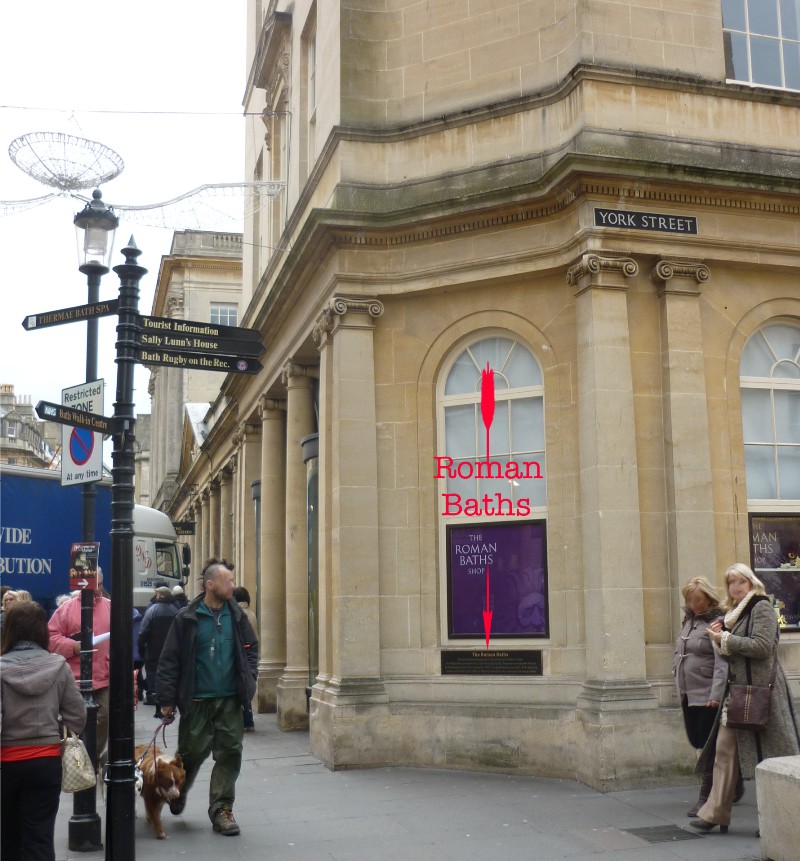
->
[[133, 505, 188, 612]]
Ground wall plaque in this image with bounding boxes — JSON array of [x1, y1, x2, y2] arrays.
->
[[594, 207, 698, 234], [441, 649, 543, 676]]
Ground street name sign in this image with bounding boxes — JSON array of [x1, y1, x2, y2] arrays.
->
[[36, 400, 114, 435], [135, 349, 263, 375], [138, 314, 262, 342], [22, 299, 119, 331]]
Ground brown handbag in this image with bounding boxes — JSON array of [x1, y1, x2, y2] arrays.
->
[[725, 609, 778, 733]]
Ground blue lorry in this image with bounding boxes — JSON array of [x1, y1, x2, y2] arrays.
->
[[0, 464, 186, 614]]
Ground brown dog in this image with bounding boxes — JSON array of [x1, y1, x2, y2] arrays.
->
[[134, 743, 186, 839]]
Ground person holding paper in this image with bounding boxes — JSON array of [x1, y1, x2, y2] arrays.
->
[[47, 570, 111, 766]]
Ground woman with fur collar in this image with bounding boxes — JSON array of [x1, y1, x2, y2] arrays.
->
[[690, 563, 800, 834], [673, 577, 729, 816]]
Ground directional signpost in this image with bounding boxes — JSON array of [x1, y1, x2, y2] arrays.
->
[[36, 400, 115, 435], [22, 299, 119, 330], [135, 313, 264, 375]]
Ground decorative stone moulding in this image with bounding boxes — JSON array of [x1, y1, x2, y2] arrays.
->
[[566, 251, 639, 290], [313, 296, 384, 345], [652, 257, 710, 289]]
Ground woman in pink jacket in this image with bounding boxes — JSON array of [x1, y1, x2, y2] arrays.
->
[[47, 573, 110, 764]]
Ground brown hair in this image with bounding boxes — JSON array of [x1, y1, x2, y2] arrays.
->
[[1, 601, 50, 654], [201, 557, 234, 585], [680, 576, 719, 607]]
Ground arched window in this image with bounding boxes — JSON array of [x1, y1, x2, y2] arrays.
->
[[741, 323, 800, 500], [440, 336, 546, 511]]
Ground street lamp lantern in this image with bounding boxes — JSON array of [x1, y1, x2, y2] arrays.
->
[[74, 188, 119, 272]]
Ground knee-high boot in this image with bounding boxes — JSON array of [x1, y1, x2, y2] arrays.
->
[[688, 765, 714, 817]]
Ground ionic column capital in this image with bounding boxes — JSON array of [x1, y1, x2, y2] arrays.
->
[[567, 252, 638, 294], [281, 362, 316, 387], [312, 295, 384, 347], [652, 257, 710, 295]]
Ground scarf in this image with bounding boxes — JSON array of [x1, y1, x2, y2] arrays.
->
[[723, 590, 760, 630]]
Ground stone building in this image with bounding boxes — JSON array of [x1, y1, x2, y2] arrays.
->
[[160, 0, 800, 789], [0, 384, 60, 469], [145, 230, 244, 515]]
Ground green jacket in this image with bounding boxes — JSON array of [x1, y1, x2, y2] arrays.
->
[[156, 595, 259, 716]]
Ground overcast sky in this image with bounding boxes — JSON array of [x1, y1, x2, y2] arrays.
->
[[0, 1, 249, 441]]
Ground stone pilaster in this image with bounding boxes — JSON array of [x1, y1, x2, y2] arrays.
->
[[219, 463, 234, 560], [652, 258, 715, 598], [567, 253, 658, 787], [208, 479, 221, 559], [238, 422, 261, 600], [309, 296, 389, 769], [567, 253, 654, 701], [199, 488, 211, 571], [277, 365, 315, 730], [257, 397, 287, 713]]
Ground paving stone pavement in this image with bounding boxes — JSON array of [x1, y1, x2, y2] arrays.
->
[[55, 706, 764, 860]]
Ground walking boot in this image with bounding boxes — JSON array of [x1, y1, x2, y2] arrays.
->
[[733, 768, 744, 804], [687, 768, 714, 817]]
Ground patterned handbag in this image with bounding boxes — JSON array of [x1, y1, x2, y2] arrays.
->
[[61, 727, 96, 793], [725, 611, 778, 733]]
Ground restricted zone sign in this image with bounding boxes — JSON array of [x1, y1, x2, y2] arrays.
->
[[61, 380, 104, 486]]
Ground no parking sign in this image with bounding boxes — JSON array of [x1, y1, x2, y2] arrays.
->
[[61, 380, 104, 486]]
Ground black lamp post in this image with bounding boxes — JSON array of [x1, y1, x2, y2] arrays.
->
[[69, 188, 118, 852], [106, 238, 146, 861]]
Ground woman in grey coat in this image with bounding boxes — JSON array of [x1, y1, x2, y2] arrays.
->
[[690, 563, 800, 833], [673, 576, 728, 815]]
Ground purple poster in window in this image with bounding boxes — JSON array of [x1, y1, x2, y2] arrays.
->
[[447, 521, 548, 638]]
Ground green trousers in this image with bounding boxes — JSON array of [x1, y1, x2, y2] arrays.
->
[[177, 695, 243, 820]]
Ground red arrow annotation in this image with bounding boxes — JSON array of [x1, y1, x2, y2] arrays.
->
[[480, 362, 495, 463], [482, 565, 493, 650]]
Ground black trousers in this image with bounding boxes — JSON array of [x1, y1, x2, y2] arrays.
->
[[681, 697, 718, 750], [0, 755, 62, 861]]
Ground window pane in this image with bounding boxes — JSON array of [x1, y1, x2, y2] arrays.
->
[[745, 445, 777, 497], [763, 323, 800, 361], [774, 390, 800, 442], [724, 30, 750, 80], [504, 345, 542, 387], [741, 388, 774, 441], [445, 353, 478, 395], [781, 0, 800, 38], [777, 446, 800, 496], [783, 40, 800, 88], [511, 397, 545, 451], [750, 36, 783, 86], [723, 0, 747, 30], [749, 0, 780, 35], [480, 456, 514, 500], [486, 401, 510, 457], [445, 404, 476, 458], [741, 331, 776, 375], [469, 338, 513, 376], [516, 455, 546, 506], [774, 360, 800, 379], [446, 463, 477, 499]]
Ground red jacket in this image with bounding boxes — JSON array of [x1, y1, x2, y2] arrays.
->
[[48, 593, 111, 690]]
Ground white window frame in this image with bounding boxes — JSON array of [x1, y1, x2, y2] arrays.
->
[[210, 303, 238, 327], [722, 0, 800, 91], [436, 333, 550, 647], [741, 323, 800, 505]]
